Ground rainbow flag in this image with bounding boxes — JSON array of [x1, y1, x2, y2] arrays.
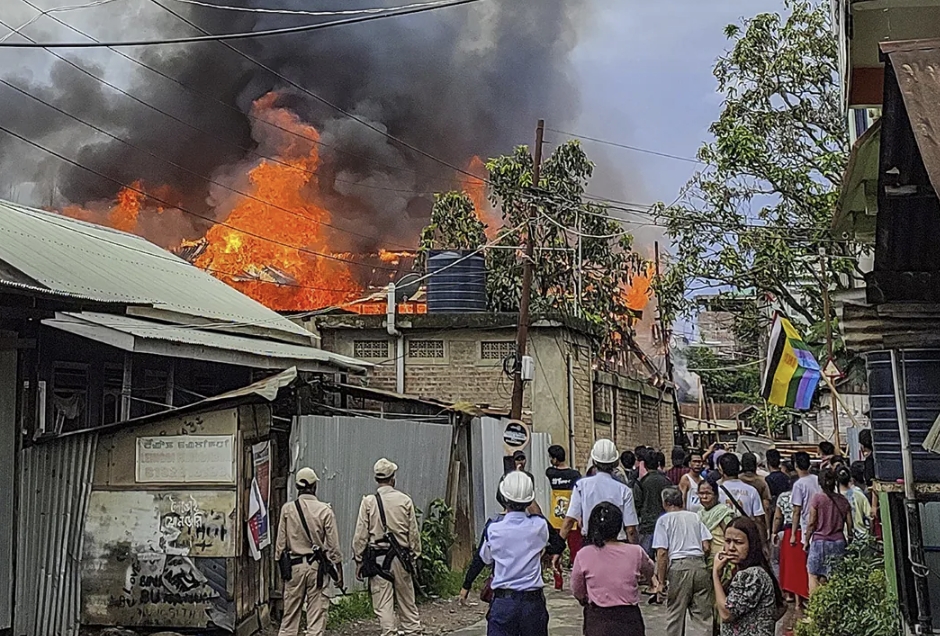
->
[[760, 314, 821, 411]]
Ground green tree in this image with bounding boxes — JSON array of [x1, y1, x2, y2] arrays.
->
[[687, 347, 760, 403], [485, 141, 646, 348], [420, 141, 648, 356], [415, 191, 487, 270], [656, 0, 852, 328]]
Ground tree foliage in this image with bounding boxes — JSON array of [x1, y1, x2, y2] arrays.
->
[[656, 0, 851, 328], [687, 347, 760, 403], [415, 191, 487, 270], [421, 141, 648, 355]]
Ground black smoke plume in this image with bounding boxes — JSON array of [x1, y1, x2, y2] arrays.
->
[[0, 0, 589, 253]]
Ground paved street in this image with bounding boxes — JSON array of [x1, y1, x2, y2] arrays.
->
[[448, 589, 711, 636]]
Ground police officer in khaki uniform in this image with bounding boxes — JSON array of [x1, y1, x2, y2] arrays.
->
[[276, 467, 343, 636], [353, 458, 423, 636]]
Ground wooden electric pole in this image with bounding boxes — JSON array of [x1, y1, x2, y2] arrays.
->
[[510, 119, 545, 420], [655, 241, 685, 445], [820, 248, 842, 453]]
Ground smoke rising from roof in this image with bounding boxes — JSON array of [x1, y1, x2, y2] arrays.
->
[[0, 0, 590, 252]]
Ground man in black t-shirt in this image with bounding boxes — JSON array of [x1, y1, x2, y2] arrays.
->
[[545, 445, 582, 567]]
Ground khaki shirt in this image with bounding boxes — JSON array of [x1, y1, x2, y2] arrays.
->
[[275, 494, 342, 564], [352, 485, 421, 562]]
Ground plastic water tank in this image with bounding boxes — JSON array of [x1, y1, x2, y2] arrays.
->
[[426, 250, 487, 313], [867, 349, 940, 482]]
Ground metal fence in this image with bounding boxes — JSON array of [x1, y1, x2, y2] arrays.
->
[[15, 434, 97, 636], [469, 416, 552, 537], [290, 415, 454, 589]]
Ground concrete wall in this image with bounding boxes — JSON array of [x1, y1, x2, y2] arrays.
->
[[321, 324, 675, 472]]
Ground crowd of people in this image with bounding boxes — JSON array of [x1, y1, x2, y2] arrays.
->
[[463, 435, 877, 636]]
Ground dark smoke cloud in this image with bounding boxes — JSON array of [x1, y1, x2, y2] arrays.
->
[[0, 0, 590, 253]]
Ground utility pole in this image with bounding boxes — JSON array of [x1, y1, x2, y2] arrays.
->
[[820, 248, 842, 453], [510, 119, 545, 420], [654, 241, 685, 445]]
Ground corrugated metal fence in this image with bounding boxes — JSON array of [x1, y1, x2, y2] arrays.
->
[[470, 417, 552, 536], [290, 415, 453, 589], [15, 434, 97, 636]]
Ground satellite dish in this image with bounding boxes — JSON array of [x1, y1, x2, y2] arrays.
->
[[395, 272, 422, 304]]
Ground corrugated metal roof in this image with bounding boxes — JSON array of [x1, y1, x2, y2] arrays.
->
[[0, 201, 310, 339], [43, 312, 371, 372]]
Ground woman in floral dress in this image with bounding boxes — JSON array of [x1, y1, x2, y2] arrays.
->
[[712, 516, 783, 636]]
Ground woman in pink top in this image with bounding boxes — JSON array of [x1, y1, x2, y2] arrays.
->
[[805, 467, 853, 593], [571, 502, 655, 636]]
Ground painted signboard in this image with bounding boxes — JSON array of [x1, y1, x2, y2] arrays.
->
[[82, 490, 237, 629], [136, 435, 235, 483]]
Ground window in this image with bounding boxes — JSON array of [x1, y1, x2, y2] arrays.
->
[[52, 362, 88, 433], [101, 364, 123, 426], [354, 340, 390, 359], [139, 369, 170, 415], [408, 340, 444, 359], [481, 341, 516, 361]]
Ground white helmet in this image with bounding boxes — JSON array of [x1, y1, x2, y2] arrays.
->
[[499, 471, 535, 504], [296, 467, 319, 488], [591, 439, 619, 465]]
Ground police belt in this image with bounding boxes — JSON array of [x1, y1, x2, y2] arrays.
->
[[289, 546, 324, 566]]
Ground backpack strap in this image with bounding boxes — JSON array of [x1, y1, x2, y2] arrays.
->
[[719, 484, 749, 518]]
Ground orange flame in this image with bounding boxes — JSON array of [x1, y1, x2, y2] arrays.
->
[[191, 93, 361, 311], [461, 156, 501, 238], [623, 264, 655, 312]]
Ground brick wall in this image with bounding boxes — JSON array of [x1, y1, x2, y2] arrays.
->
[[593, 370, 677, 457]]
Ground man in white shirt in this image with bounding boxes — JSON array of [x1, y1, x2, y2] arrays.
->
[[561, 439, 639, 543], [651, 487, 713, 636], [717, 453, 767, 539]]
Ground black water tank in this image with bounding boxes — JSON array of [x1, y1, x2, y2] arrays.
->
[[426, 250, 487, 313], [868, 349, 940, 482]]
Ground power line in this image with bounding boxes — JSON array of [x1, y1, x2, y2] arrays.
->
[[0, 15, 423, 250], [0, 0, 120, 43], [0, 0, 487, 47], [0, 122, 401, 272], [144, 0, 491, 184], [0, 78, 425, 257], [546, 127, 705, 165], [163, 0, 458, 17], [14, 0, 467, 188]]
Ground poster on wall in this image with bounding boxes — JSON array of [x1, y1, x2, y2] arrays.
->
[[136, 435, 235, 483], [252, 441, 271, 510], [247, 478, 267, 561], [247, 441, 271, 559]]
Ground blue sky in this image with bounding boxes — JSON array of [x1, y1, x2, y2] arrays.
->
[[567, 0, 783, 216]]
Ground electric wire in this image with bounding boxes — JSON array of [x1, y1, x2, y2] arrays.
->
[[0, 121, 400, 272], [13, 0, 469, 190], [0, 78, 430, 257], [0, 0, 120, 43], [545, 127, 705, 165], [144, 0, 491, 185], [0, 16, 422, 249], [163, 0, 459, 17], [0, 0, 488, 47]]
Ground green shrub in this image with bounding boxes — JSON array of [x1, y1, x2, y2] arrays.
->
[[795, 537, 899, 636], [326, 591, 373, 629], [416, 499, 457, 598]]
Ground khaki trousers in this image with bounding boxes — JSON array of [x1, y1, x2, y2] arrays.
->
[[369, 558, 422, 636], [279, 560, 328, 636], [665, 557, 713, 636]]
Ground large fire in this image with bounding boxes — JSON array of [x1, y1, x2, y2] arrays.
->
[[192, 94, 360, 310], [623, 263, 655, 313], [461, 156, 502, 238]]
